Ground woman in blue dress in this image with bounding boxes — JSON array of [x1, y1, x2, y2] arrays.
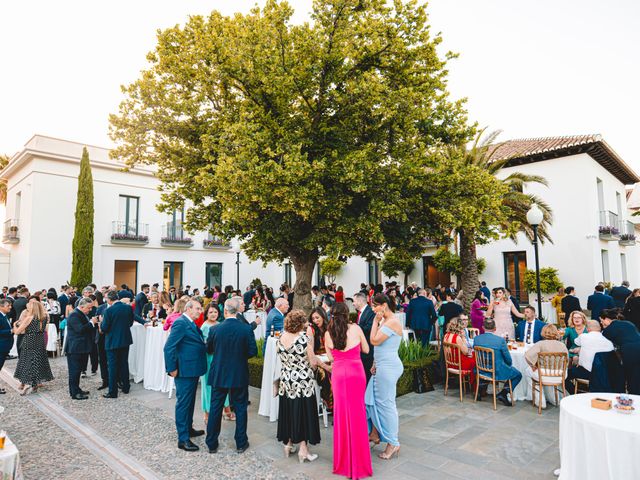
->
[[366, 293, 404, 460]]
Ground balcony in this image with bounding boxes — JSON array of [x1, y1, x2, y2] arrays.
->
[[599, 211, 620, 241], [619, 220, 637, 246], [2, 219, 19, 244], [110, 221, 149, 245], [161, 224, 193, 247], [203, 234, 231, 249]]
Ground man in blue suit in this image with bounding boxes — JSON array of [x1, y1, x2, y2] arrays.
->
[[134, 284, 150, 317], [587, 284, 615, 320], [480, 282, 491, 303], [515, 306, 545, 345], [0, 299, 13, 394], [263, 297, 288, 353], [65, 298, 99, 400], [164, 299, 207, 452], [610, 281, 632, 309], [206, 297, 257, 454], [406, 289, 438, 346], [100, 290, 134, 398], [473, 318, 522, 406]]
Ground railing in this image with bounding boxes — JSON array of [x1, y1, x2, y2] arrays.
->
[[599, 211, 620, 239], [110, 221, 149, 243], [2, 219, 19, 244], [619, 220, 636, 245], [161, 223, 193, 246], [203, 234, 230, 249]]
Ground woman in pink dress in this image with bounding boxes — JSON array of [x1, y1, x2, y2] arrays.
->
[[470, 290, 488, 333], [325, 303, 372, 480], [486, 287, 523, 339]]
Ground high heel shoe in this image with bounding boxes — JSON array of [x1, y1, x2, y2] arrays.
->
[[284, 444, 298, 457], [20, 385, 33, 396], [368, 436, 380, 449], [298, 452, 318, 463], [378, 445, 400, 460]]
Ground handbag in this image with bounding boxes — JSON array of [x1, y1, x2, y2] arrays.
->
[[412, 367, 434, 394]]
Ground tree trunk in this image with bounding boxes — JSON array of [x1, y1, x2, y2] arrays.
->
[[459, 228, 478, 312], [290, 251, 318, 314]]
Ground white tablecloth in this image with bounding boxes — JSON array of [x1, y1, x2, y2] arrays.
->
[[0, 435, 23, 480], [258, 336, 281, 422], [396, 312, 407, 328], [143, 326, 170, 392], [245, 310, 267, 340], [46, 324, 58, 352], [9, 335, 18, 357], [541, 301, 557, 324], [510, 346, 557, 405], [559, 393, 640, 480], [128, 323, 147, 383]]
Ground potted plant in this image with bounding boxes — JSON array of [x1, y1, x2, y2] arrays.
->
[[599, 225, 620, 241], [619, 233, 636, 246], [523, 267, 563, 304]]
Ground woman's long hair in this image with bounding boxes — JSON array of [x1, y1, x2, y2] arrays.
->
[[328, 302, 350, 351], [309, 307, 329, 339]]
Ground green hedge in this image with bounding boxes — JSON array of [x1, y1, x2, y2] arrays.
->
[[248, 352, 438, 396]]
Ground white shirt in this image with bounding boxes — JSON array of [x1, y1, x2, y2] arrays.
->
[[575, 331, 614, 372], [183, 313, 195, 323]]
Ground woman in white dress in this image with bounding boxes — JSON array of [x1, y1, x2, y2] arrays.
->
[[486, 288, 524, 340]]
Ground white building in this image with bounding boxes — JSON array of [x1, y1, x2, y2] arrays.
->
[[1, 134, 639, 307]]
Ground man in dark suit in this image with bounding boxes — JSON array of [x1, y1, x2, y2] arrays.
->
[[587, 284, 615, 320], [406, 289, 437, 346], [95, 299, 110, 390], [473, 318, 522, 406], [236, 298, 260, 331], [480, 282, 491, 302], [264, 298, 288, 354], [205, 297, 257, 454], [58, 286, 70, 318], [243, 284, 255, 311], [100, 290, 134, 398], [169, 286, 177, 305], [164, 299, 207, 452], [515, 306, 545, 345], [65, 298, 99, 400], [0, 300, 13, 394], [353, 292, 375, 383], [134, 284, 150, 317], [610, 281, 632, 309], [561, 286, 581, 318], [117, 284, 134, 301], [438, 291, 463, 333], [6, 287, 17, 323]]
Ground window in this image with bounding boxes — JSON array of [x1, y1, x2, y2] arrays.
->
[[596, 178, 604, 212], [368, 260, 380, 285], [114, 260, 137, 290], [284, 261, 292, 285], [14, 192, 21, 219], [166, 209, 185, 239], [620, 253, 627, 282], [205, 263, 223, 289], [616, 192, 623, 220], [601, 250, 610, 282], [163, 262, 183, 291], [119, 195, 139, 235], [503, 251, 529, 303]]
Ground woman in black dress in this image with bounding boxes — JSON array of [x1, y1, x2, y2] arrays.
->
[[622, 289, 640, 331], [13, 297, 54, 394], [306, 307, 333, 411], [600, 308, 640, 394], [276, 309, 321, 463]]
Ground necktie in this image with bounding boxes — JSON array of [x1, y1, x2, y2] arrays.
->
[[526, 323, 532, 344], [356, 310, 361, 324]]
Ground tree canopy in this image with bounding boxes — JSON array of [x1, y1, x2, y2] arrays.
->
[[109, 0, 474, 308]]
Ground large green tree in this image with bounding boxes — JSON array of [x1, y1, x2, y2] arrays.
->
[[0, 154, 9, 203], [70, 147, 94, 288], [109, 0, 473, 309]]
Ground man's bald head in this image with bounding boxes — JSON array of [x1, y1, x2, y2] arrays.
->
[[586, 320, 602, 332]]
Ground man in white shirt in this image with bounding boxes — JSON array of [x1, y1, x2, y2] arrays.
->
[[565, 320, 614, 393]]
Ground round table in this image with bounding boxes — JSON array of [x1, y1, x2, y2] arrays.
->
[[143, 326, 169, 392], [258, 336, 281, 422], [541, 301, 558, 324], [128, 323, 147, 383], [509, 345, 557, 406], [46, 324, 58, 352], [0, 434, 23, 480], [559, 393, 640, 480], [245, 310, 267, 340]]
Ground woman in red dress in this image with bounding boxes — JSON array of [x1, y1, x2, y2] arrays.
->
[[443, 316, 476, 389], [335, 286, 345, 303]]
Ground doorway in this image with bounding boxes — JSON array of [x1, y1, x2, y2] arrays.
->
[[114, 260, 138, 290], [422, 256, 450, 289], [164, 262, 183, 291], [503, 251, 528, 303]]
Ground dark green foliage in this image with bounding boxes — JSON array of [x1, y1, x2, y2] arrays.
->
[[70, 147, 94, 288]]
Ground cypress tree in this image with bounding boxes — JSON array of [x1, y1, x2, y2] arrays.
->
[[70, 147, 94, 287]]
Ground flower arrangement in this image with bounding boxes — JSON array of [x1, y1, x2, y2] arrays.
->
[[203, 238, 227, 248], [161, 236, 192, 244], [111, 233, 148, 242], [620, 233, 636, 241], [599, 225, 620, 235]]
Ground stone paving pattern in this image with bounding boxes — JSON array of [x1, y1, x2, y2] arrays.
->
[[1, 356, 559, 479]]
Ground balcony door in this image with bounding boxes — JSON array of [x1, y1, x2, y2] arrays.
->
[[164, 262, 183, 291], [167, 209, 185, 239], [114, 260, 137, 290], [503, 251, 528, 303], [119, 195, 139, 235]]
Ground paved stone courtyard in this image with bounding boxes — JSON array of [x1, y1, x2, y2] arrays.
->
[[1, 356, 558, 479]]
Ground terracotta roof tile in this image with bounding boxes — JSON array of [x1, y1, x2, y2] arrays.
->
[[489, 134, 602, 161]]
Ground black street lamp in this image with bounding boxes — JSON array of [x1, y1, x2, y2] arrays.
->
[[527, 204, 544, 319], [233, 247, 241, 290]]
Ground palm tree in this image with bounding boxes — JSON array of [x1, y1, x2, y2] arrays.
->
[[456, 129, 553, 309]]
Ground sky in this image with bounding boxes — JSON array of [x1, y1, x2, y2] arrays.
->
[[1, 0, 639, 169]]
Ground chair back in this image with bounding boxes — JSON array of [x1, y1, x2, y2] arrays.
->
[[474, 346, 495, 380], [467, 328, 480, 339], [443, 341, 462, 371], [536, 352, 568, 383]]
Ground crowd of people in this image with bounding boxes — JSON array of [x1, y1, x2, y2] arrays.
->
[[0, 277, 639, 480]]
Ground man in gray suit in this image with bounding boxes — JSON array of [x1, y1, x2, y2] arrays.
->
[[473, 318, 522, 406]]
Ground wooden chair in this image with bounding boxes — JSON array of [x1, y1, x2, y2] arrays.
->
[[531, 352, 568, 414], [573, 378, 590, 394], [443, 341, 473, 402], [466, 328, 480, 339], [474, 346, 514, 410], [558, 312, 566, 328]]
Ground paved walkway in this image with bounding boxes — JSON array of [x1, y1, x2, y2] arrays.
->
[[1, 356, 559, 479]]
